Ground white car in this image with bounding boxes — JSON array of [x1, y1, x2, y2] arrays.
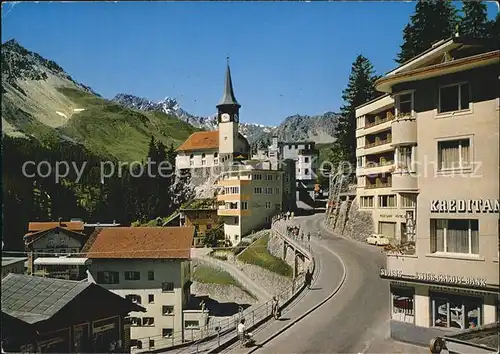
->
[[366, 234, 390, 246]]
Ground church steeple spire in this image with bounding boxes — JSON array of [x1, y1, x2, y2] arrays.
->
[[217, 57, 240, 109]]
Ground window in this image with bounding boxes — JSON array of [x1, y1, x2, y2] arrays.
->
[[397, 92, 413, 116], [47, 238, 55, 247], [125, 271, 140, 280], [148, 271, 154, 281], [391, 287, 414, 323], [438, 139, 470, 170], [162, 305, 174, 315], [149, 340, 155, 348], [439, 82, 470, 113], [206, 212, 211, 219], [275, 203, 281, 210], [396, 146, 413, 170], [265, 202, 272, 209], [130, 317, 141, 326], [233, 217, 239, 225], [162, 328, 173, 338], [357, 157, 363, 168], [305, 169, 309, 175], [148, 294, 154, 303], [304, 157, 309, 163], [254, 187, 262, 194], [162, 282, 174, 292], [241, 201, 248, 210], [379, 222, 396, 239], [226, 186, 239, 194], [96, 271, 119, 284], [265, 174, 273, 181], [400, 195, 416, 208], [294, 144, 298, 149], [214, 152, 219, 165], [71, 248, 78, 254], [266, 187, 273, 194], [185, 320, 200, 329], [253, 174, 262, 180], [275, 175, 280, 181], [356, 137, 364, 148], [360, 196, 374, 208], [201, 153, 206, 166], [125, 294, 142, 304], [143, 317, 155, 326], [431, 292, 481, 329], [379, 195, 396, 208], [275, 187, 280, 194], [430, 219, 479, 255], [190, 154, 194, 166]]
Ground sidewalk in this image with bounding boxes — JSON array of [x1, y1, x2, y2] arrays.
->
[[362, 337, 429, 353], [218, 241, 345, 353], [197, 255, 272, 302]]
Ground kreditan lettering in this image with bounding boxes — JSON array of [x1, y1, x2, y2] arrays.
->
[[430, 199, 499, 213]]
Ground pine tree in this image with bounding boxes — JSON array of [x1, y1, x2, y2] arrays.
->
[[459, 0, 489, 38], [396, 0, 458, 64], [333, 55, 379, 167]]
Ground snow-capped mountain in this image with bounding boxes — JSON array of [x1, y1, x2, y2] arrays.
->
[[112, 93, 218, 130]]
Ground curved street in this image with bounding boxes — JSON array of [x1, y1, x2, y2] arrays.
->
[[223, 213, 391, 354]]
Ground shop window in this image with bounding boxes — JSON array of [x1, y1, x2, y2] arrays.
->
[[162, 305, 174, 315], [142, 317, 155, 326], [162, 328, 173, 338], [96, 271, 119, 284], [379, 222, 396, 239], [391, 287, 414, 323], [431, 292, 482, 329], [124, 271, 140, 280], [185, 320, 200, 329], [162, 282, 174, 292], [439, 82, 470, 113], [430, 219, 479, 255], [148, 271, 154, 281]]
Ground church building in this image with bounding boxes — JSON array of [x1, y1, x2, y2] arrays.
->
[[175, 61, 250, 170]]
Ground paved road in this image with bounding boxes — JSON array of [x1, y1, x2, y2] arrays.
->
[[226, 213, 390, 354]]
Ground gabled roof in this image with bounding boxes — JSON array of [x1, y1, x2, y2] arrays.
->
[[28, 221, 84, 233], [1, 273, 144, 324], [2, 257, 28, 267], [176, 130, 249, 152], [24, 226, 86, 246], [84, 227, 195, 259], [177, 131, 219, 151]]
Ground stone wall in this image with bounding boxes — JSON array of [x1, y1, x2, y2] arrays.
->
[[328, 199, 374, 242]]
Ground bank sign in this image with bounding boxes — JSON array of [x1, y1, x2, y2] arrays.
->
[[430, 199, 499, 213], [380, 268, 487, 287]]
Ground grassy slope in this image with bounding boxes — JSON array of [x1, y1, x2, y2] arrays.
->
[[58, 87, 199, 161], [193, 265, 257, 299], [316, 142, 335, 164], [237, 233, 293, 278]]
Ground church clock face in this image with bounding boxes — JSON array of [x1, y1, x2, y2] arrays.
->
[[221, 113, 230, 122]]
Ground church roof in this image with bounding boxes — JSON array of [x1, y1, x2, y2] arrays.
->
[[217, 62, 240, 108], [176, 130, 248, 152], [176, 131, 219, 152]]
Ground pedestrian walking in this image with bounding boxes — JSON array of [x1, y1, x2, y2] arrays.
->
[[300, 231, 304, 243], [305, 268, 313, 289], [307, 231, 311, 243], [317, 228, 322, 240]]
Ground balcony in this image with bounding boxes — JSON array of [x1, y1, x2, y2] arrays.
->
[[391, 114, 417, 146], [365, 174, 392, 189], [217, 208, 250, 217], [365, 110, 394, 128], [364, 134, 393, 155], [391, 167, 419, 192], [357, 160, 394, 177]]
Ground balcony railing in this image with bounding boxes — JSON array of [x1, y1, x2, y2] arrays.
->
[[364, 138, 392, 149], [365, 182, 392, 189], [364, 160, 394, 168], [365, 112, 395, 128]]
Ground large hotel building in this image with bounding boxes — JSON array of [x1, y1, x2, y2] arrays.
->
[[356, 37, 499, 345]]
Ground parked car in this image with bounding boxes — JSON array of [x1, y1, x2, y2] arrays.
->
[[366, 234, 390, 246]]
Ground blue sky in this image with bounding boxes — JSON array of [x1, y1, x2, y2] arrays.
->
[[1, 1, 498, 126]]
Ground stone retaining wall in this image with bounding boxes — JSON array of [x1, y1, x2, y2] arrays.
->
[[329, 199, 374, 242]]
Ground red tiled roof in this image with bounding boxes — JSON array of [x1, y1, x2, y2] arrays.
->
[[177, 131, 219, 152], [28, 221, 84, 232], [85, 227, 195, 259]]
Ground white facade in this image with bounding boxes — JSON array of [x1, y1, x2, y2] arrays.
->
[[176, 150, 219, 170], [87, 258, 198, 347]]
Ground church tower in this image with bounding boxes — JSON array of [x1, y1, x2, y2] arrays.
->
[[217, 58, 241, 161]]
